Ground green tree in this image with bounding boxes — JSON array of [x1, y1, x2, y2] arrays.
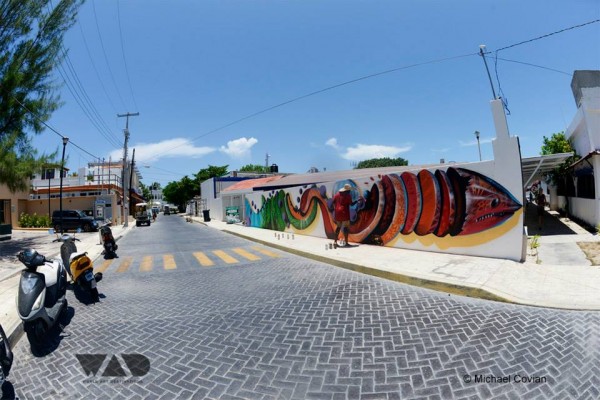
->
[[194, 165, 229, 186], [355, 157, 409, 169], [239, 164, 267, 173], [161, 165, 228, 210], [162, 176, 197, 211], [0, 0, 83, 192], [541, 132, 573, 155], [540, 132, 579, 184], [138, 181, 151, 202]]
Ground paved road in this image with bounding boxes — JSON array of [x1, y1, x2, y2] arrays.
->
[[6, 216, 600, 399]]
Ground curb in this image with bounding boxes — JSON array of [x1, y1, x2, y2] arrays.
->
[[212, 226, 516, 306]]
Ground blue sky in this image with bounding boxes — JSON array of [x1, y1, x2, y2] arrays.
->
[[32, 0, 600, 187]]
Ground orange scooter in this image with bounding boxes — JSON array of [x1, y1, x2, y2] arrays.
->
[[68, 252, 102, 303]]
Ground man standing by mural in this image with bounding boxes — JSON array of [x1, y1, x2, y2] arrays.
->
[[536, 188, 547, 230], [333, 184, 354, 247]]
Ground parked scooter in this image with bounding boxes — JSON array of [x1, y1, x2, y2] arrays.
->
[[68, 251, 102, 303], [16, 249, 68, 346], [52, 229, 102, 303], [0, 324, 13, 395], [100, 223, 118, 259]]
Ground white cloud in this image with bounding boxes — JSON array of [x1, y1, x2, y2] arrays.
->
[[108, 138, 215, 163], [459, 137, 493, 147], [219, 137, 258, 158], [342, 144, 412, 161], [325, 138, 339, 149]]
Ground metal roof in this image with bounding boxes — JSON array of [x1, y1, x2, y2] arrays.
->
[[521, 152, 573, 188]]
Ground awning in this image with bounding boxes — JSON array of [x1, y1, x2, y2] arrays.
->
[[521, 152, 573, 188]]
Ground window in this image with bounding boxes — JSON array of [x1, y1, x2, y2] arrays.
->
[[576, 174, 595, 199], [0, 200, 5, 224], [42, 169, 55, 180]]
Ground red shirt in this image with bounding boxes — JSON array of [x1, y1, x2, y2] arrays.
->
[[333, 191, 352, 221]]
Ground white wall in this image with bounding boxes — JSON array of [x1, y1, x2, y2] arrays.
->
[[244, 100, 526, 261], [570, 197, 599, 227]]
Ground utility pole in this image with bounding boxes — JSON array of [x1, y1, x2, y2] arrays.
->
[[128, 148, 136, 220], [265, 152, 270, 172], [478, 45, 497, 100], [117, 112, 139, 227]]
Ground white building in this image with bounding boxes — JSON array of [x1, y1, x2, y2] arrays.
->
[[562, 70, 600, 227]]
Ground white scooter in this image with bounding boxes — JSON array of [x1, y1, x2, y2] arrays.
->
[[16, 249, 68, 347]]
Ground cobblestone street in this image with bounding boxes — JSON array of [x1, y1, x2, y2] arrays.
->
[[8, 238, 600, 399]]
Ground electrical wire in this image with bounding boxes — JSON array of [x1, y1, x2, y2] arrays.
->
[[78, 21, 119, 114], [91, 0, 128, 111], [493, 57, 572, 76], [156, 52, 479, 157], [487, 19, 599, 115], [12, 96, 100, 160], [117, 0, 139, 112], [153, 19, 599, 158], [494, 19, 600, 53], [57, 46, 123, 147]]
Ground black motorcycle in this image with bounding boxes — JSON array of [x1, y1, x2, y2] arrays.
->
[[100, 224, 118, 259], [0, 324, 13, 397]]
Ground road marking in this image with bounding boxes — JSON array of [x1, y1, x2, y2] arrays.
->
[[213, 250, 238, 264], [116, 257, 133, 273], [163, 254, 176, 270], [252, 246, 281, 258], [140, 256, 153, 272], [193, 252, 214, 267], [232, 248, 261, 261], [97, 259, 114, 273]]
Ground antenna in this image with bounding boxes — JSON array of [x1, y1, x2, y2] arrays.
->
[[479, 45, 497, 99]]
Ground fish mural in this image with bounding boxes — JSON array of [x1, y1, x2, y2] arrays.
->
[[245, 167, 522, 247]]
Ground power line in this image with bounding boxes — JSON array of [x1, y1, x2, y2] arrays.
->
[[494, 19, 600, 53], [156, 52, 478, 157], [493, 57, 572, 76], [92, 0, 128, 110], [12, 96, 100, 161], [117, 0, 139, 112], [56, 55, 123, 148], [78, 20, 119, 114], [57, 46, 123, 147]]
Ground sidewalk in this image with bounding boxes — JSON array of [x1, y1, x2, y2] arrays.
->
[[190, 212, 600, 311], [0, 224, 131, 346]]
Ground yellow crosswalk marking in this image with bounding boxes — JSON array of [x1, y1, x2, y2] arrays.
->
[[163, 254, 176, 270], [116, 257, 133, 273], [140, 256, 153, 272], [97, 259, 114, 273], [252, 246, 281, 258], [232, 248, 261, 261], [213, 250, 238, 264], [193, 252, 214, 267]]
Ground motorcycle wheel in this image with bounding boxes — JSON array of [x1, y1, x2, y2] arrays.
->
[[90, 285, 100, 303], [24, 320, 46, 346]]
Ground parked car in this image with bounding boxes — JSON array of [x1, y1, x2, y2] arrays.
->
[[52, 210, 99, 232]]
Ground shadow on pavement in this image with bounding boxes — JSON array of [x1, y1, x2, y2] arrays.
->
[[524, 202, 578, 236], [28, 306, 74, 358]]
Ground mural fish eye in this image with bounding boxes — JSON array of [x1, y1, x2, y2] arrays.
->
[[244, 167, 522, 246]]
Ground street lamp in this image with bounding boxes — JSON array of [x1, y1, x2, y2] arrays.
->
[[59, 137, 69, 233], [474, 131, 482, 161]]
